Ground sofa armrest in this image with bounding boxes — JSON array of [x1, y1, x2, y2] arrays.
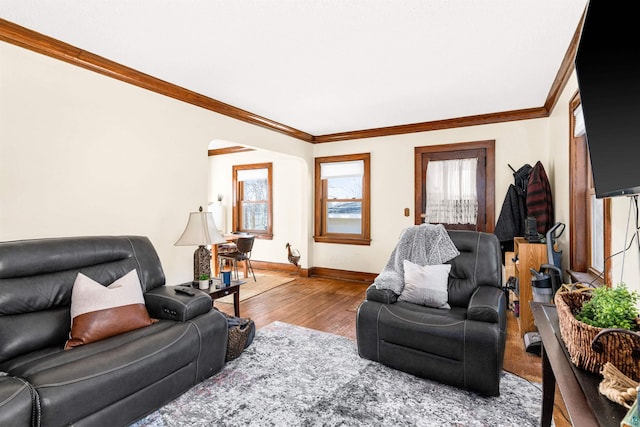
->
[[0, 376, 35, 427], [365, 284, 398, 304], [144, 286, 212, 322], [467, 286, 505, 323]]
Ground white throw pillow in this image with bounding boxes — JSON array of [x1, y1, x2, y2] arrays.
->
[[399, 260, 451, 309], [65, 269, 157, 349]]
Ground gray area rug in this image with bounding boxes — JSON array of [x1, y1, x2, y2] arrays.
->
[[131, 322, 545, 426]]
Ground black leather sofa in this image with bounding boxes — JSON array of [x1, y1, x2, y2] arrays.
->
[[0, 236, 228, 426], [356, 230, 506, 396]]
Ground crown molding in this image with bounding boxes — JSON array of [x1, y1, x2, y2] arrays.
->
[[1, 13, 583, 144], [312, 107, 549, 143], [0, 18, 314, 143], [208, 146, 255, 156], [543, 8, 586, 114]]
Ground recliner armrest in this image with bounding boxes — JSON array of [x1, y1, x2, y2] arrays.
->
[[467, 286, 505, 323], [144, 286, 212, 322], [365, 284, 398, 304]]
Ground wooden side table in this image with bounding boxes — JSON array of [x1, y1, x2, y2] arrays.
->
[[207, 282, 244, 317]]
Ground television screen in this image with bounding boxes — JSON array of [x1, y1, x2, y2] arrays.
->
[[575, 0, 640, 198]]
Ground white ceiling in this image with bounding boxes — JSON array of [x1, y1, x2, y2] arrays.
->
[[1, 0, 588, 136]]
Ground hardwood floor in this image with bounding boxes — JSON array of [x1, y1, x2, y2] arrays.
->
[[216, 271, 571, 426]]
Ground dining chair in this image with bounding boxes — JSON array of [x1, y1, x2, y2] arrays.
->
[[218, 236, 256, 282]]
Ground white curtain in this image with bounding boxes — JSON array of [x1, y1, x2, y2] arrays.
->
[[320, 160, 364, 179], [425, 158, 478, 224], [237, 168, 268, 182]]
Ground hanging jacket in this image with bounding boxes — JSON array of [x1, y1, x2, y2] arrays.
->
[[494, 164, 531, 260], [513, 164, 532, 200], [526, 161, 554, 234], [495, 164, 531, 242], [494, 184, 527, 245]]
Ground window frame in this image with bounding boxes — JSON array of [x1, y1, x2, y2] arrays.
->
[[414, 140, 495, 232], [232, 162, 273, 239], [569, 92, 611, 285], [314, 153, 371, 245]]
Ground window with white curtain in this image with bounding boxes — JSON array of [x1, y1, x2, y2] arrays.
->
[[425, 158, 478, 225], [415, 141, 493, 232]]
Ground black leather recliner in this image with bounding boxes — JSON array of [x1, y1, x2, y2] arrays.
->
[[0, 236, 228, 427], [356, 230, 506, 396]]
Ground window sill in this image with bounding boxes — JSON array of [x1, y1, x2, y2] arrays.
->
[[313, 235, 371, 246], [253, 233, 273, 240], [567, 269, 604, 287], [232, 232, 273, 240]]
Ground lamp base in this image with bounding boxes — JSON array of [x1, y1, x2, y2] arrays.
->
[[193, 245, 212, 282]]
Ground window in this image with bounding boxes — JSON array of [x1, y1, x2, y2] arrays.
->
[[569, 93, 611, 285], [590, 191, 604, 271], [314, 153, 371, 245], [232, 163, 273, 239], [425, 158, 478, 225], [414, 141, 495, 231]]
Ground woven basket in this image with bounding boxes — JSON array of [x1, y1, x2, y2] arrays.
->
[[226, 321, 254, 361], [555, 291, 640, 382]]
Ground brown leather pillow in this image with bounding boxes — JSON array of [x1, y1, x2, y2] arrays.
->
[[65, 269, 157, 350]]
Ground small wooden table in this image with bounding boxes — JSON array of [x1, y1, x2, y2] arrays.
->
[[531, 302, 626, 426], [207, 280, 245, 317]]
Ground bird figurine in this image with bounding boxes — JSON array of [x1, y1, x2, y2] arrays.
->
[[286, 243, 301, 267]]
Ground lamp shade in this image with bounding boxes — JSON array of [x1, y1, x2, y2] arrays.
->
[[175, 209, 226, 246]]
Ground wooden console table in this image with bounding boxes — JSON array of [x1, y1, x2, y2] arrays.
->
[[531, 302, 626, 426]]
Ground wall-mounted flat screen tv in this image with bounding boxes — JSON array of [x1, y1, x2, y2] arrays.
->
[[575, 0, 640, 198]]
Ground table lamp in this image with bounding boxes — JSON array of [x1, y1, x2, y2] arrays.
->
[[175, 206, 226, 282]]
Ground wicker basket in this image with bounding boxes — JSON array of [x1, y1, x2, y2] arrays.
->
[[226, 320, 255, 361], [555, 290, 640, 382]]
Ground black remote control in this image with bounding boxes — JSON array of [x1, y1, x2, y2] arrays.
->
[[175, 286, 195, 297]]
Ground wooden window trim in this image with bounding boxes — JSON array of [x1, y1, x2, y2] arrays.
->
[[232, 163, 273, 239], [414, 140, 495, 232], [569, 91, 611, 285], [314, 153, 371, 245]]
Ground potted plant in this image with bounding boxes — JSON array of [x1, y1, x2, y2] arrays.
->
[[198, 274, 210, 290], [556, 283, 640, 382], [576, 283, 639, 330]]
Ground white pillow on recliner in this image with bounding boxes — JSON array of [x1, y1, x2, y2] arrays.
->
[[399, 260, 451, 309]]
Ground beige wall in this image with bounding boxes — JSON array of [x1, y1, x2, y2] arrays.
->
[[0, 41, 309, 284], [609, 194, 640, 291], [547, 73, 576, 281], [310, 120, 551, 273], [209, 119, 553, 275], [208, 148, 309, 267], [5, 39, 640, 290]]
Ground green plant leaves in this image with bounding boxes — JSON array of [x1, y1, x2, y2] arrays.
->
[[576, 283, 639, 330]]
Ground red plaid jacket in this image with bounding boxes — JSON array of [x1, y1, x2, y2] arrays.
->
[[526, 161, 554, 234]]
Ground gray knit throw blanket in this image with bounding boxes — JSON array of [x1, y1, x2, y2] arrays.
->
[[373, 224, 460, 295]]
